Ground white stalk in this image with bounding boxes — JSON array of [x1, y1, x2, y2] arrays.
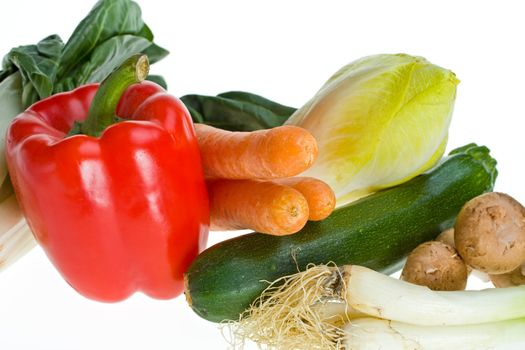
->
[[345, 265, 525, 326], [0, 72, 34, 272], [0, 194, 36, 271], [344, 317, 525, 350]]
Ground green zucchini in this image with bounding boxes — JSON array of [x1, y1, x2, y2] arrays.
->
[[185, 144, 497, 322]]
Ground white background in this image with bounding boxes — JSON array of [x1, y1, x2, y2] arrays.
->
[[0, 0, 524, 349]]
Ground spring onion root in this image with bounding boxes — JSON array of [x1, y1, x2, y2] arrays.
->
[[228, 264, 351, 350]]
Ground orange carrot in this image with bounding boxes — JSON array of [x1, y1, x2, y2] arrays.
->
[[274, 177, 336, 221], [195, 124, 318, 179], [207, 179, 309, 236]]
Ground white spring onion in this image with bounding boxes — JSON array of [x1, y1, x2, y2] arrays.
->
[[344, 265, 525, 326], [231, 264, 525, 350], [344, 318, 525, 350]]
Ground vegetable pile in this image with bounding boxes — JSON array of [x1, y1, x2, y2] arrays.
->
[[2, 1, 524, 350], [184, 144, 497, 322]]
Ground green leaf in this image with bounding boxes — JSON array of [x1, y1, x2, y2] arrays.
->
[[142, 43, 169, 64], [147, 75, 167, 89], [55, 35, 153, 92], [55, 35, 169, 93], [138, 23, 154, 41], [180, 92, 296, 132], [218, 91, 296, 118], [0, 35, 64, 107], [56, 0, 145, 80], [53, 0, 168, 94], [86, 36, 156, 83]]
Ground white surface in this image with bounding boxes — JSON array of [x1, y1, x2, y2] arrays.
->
[[0, 0, 524, 349]]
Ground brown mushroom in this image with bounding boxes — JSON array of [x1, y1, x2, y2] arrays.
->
[[436, 228, 455, 248], [490, 264, 525, 288], [454, 192, 525, 275], [401, 241, 468, 291], [436, 228, 492, 278]]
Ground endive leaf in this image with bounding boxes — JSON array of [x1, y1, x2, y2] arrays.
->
[[287, 54, 459, 206]]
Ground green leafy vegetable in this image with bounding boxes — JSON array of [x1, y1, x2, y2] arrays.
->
[[0, 0, 168, 109], [146, 74, 167, 88], [0, 35, 64, 107], [181, 91, 295, 131], [58, 35, 157, 91], [55, 0, 167, 80]]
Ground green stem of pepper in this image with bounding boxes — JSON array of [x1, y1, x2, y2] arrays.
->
[[73, 54, 149, 137]]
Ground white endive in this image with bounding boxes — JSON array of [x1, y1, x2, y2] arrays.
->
[[287, 54, 459, 207]]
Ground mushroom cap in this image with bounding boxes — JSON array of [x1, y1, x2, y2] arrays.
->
[[455, 192, 525, 274], [490, 265, 525, 288], [436, 228, 475, 275], [401, 241, 468, 291], [436, 228, 455, 248]]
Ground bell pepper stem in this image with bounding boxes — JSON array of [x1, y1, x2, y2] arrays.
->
[[77, 54, 149, 137]]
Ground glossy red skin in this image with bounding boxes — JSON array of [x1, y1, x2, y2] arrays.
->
[[5, 81, 209, 302]]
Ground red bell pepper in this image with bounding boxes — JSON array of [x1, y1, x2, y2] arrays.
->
[[5, 55, 209, 302]]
